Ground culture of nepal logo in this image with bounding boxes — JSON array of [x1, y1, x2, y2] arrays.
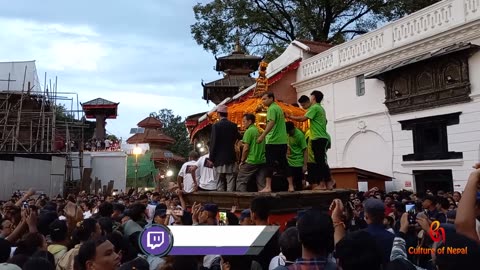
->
[[408, 221, 468, 255]]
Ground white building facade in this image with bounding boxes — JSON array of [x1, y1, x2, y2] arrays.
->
[[294, 0, 480, 192], [70, 151, 127, 192], [0, 154, 66, 200]]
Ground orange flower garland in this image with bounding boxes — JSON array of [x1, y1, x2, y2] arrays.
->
[[207, 60, 309, 132]]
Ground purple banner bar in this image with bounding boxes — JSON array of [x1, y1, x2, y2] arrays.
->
[[169, 246, 249, 255]]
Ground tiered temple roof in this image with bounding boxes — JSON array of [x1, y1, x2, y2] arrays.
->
[[202, 41, 263, 104], [126, 116, 184, 162]]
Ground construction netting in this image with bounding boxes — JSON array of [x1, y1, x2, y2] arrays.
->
[[208, 98, 309, 132], [126, 150, 158, 188]]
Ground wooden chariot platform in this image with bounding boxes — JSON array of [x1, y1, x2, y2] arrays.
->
[[182, 189, 352, 213]]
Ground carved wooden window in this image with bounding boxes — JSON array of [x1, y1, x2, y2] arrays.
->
[[399, 112, 462, 161], [356, 75, 365, 96], [375, 45, 477, 114], [417, 70, 433, 92]]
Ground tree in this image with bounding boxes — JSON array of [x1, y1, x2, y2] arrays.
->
[[106, 134, 119, 141], [54, 104, 95, 141], [54, 104, 75, 122], [191, 0, 440, 59], [150, 109, 191, 159]]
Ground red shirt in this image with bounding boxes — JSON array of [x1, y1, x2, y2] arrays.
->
[[385, 205, 393, 216]]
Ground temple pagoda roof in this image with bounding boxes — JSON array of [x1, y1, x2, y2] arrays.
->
[[82, 98, 119, 107], [126, 129, 175, 145], [215, 42, 263, 72], [137, 116, 163, 129], [202, 75, 256, 88], [216, 52, 263, 61], [81, 98, 119, 119]]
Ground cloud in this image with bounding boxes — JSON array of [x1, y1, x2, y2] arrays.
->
[[0, 18, 108, 72], [0, 4, 226, 140], [82, 90, 214, 139], [46, 40, 108, 71]]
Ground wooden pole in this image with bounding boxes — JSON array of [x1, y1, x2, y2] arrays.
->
[[1, 73, 11, 142], [46, 117, 50, 152], [1, 103, 9, 142], [51, 76, 57, 152], [40, 110, 45, 152], [29, 120, 33, 152], [14, 66, 28, 151]]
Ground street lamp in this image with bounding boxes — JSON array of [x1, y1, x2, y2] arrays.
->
[[164, 153, 174, 177], [133, 145, 142, 191]]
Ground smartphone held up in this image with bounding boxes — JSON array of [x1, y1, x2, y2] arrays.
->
[[405, 203, 416, 224]]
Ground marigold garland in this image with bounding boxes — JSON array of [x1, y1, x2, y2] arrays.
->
[[206, 60, 308, 132], [208, 98, 309, 132]]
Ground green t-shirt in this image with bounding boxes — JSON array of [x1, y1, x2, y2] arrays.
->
[[243, 124, 266, 165], [288, 128, 307, 167], [305, 103, 329, 141], [305, 130, 315, 163], [265, 102, 288, 144]]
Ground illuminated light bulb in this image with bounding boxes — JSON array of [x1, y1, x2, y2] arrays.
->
[[199, 147, 205, 152], [133, 146, 142, 155], [196, 143, 202, 148], [166, 170, 174, 177]]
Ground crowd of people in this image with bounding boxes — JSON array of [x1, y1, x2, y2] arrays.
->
[[0, 90, 478, 270], [0, 164, 479, 270], [83, 138, 121, 152], [180, 91, 333, 194]]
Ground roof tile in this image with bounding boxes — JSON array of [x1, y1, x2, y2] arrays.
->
[[204, 75, 256, 88], [295, 39, 333, 54], [137, 116, 163, 128], [82, 98, 118, 106]]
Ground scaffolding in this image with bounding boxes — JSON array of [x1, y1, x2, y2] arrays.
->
[[0, 61, 90, 194], [0, 61, 88, 152]]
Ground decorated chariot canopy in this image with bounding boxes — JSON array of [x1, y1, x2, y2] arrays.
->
[[207, 61, 309, 132]]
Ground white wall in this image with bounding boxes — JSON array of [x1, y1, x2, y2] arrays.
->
[[71, 151, 127, 193], [0, 155, 65, 200], [0, 159, 14, 200], [333, 78, 386, 120], [296, 0, 480, 83], [296, 53, 480, 192], [389, 96, 480, 192], [266, 43, 303, 75], [293, 0, 480, 192]]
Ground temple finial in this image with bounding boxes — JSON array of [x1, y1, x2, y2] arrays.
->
[[234, 30, 242, 53]]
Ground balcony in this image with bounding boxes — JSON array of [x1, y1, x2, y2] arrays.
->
[[297, 0, 480, 82]]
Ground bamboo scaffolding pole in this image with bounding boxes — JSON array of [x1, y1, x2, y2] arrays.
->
[[46, 117, 50, 152], [51, 76, 57, 152], [13, 66, 28, 151], [29, 120, 33, 152]]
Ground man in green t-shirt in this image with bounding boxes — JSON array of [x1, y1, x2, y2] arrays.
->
[[257, 92, 289, 193], [236, 114, 268, 192], [286, 93, 333, 190], [286, 122, 307, 192]]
